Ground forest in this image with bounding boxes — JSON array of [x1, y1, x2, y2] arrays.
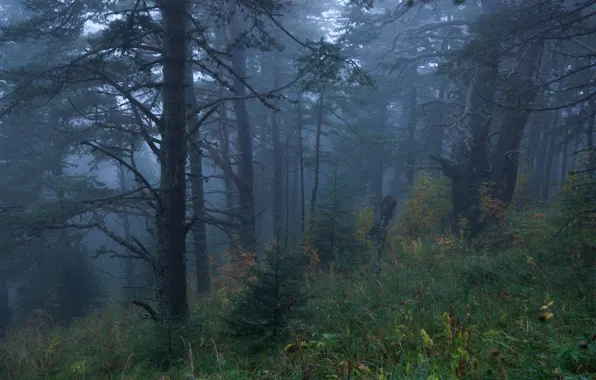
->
[[0, 0, 595, 378]]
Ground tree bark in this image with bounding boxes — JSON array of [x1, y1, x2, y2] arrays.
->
[[406, 68, 418, 187], [533, 115, 552, 197], [309, 92, 324, 226], [560, 131, 569, 182], [585, 98, 595, 170], [432, 62, 496, 236], [230, 17, 257, 255], [298, 94, 305, 235], [490, 41, 544, 207], [271, 62, 283, 238], [0, 276, 10, 338], [185, 22, 210, 296], [155, 0, 189, 322], [541, 109, 560, 199], [117, 164, 135, 299], [371, 99, 387, 206]]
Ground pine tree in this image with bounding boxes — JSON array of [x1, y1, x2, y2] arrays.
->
[[226, 242, 305, 346], [311, 160, 364, 271]]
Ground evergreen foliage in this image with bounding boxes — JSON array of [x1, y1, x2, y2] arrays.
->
[[16, 237, 103, 324], [226, 242, 306, 345], [310, 162, 364, 270]]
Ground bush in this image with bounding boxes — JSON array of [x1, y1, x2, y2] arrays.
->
[[396, 171, 451, 238]]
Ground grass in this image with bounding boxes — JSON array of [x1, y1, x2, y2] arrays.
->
[[1, 216, 595, 379]]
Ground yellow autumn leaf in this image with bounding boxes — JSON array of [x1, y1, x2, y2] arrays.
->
[[541, 301, 554, 310], [544, 312, 554, 320]]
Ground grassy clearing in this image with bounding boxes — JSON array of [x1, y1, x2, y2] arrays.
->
[[1, 234, 595, 379]]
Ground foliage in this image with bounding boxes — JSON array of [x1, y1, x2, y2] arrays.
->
[[353, 205, 374, 249], [3, 207, 596, 379], [225, 243, 306, 348], [554, 172, 596, 267], [396, 171, 451, 238], [309, 164, 367, 272], [14, 238, 103, 325]]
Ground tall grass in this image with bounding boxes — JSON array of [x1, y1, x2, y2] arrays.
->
[[1, 210, 595, 379]]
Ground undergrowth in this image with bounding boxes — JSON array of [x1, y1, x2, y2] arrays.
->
[[1, 174, 595, 379], [1, 231, 594, 379]]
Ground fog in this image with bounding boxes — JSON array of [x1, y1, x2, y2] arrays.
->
[[0, 0, 595, 377]]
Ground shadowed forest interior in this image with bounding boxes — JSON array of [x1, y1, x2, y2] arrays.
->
[[0, 0, 595, 378]]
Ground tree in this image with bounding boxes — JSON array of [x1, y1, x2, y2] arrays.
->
[[226, 242, 305, 346]]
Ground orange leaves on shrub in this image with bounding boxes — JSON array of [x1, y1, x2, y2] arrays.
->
[[479, 182, 507, 224], [212, 246, 257, 291]]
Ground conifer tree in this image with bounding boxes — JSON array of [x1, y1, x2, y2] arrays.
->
[[226, 241, 305, 345]]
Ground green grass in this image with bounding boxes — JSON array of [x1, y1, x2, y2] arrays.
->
[[1, 237, 595, 379]]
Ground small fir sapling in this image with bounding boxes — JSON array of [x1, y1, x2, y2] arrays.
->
[[226, 241, 305, 344]]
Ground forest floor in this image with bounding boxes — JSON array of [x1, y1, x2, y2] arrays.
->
[[1, 216, 595, 379]]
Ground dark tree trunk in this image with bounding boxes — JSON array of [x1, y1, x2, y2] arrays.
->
[[586, 98, 595, 170], [290, 150, 299, 240], [571, 125, 581, 171], [155, 0, 189, 322], [371, 99, 387, 206], [230, 18, 257, 255], [298, 94, 305, 235], [432, 63, 496, 237], [271, 62, 283, 237], [185, 27, 210, 296], [254, 115, 269, 251], [490, 41, 543, 208], [117, 164, 134, 299], [218, 102, 237, 251], [432, 82, 447, 156], [526, 121, 541, 184], [541, 110, 560, 199], [533, 116, 552, 197], [0, 276, 10, 338], [309, 92, 324, 226], [428, 35, 449, 158], [561, 132, 569, 182], [406, 68, 418, 187]]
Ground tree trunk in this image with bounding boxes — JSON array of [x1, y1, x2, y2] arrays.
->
[[526, 121, 541, 188], [218, 102, 237, 252], [371, 100, 387, 206], [230, 17, 257, 255], [432, 63, 496, 237], [0, 276, 10, 338], [117, 164, 135, 299], [271, 62, 283, 238], [490, 41, 544, 208], [406, 68, 418, 187], [309, 92, 324, 226], [298, 94, 305, 235], [533, 115, 552, 197], [585, 98, 595, 170], [541, 110, 560, 199], [185, 24, 210, 296], [432, 82, 447, 157], [155, 0, 189, 322], [561, 132, 569, 182]]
